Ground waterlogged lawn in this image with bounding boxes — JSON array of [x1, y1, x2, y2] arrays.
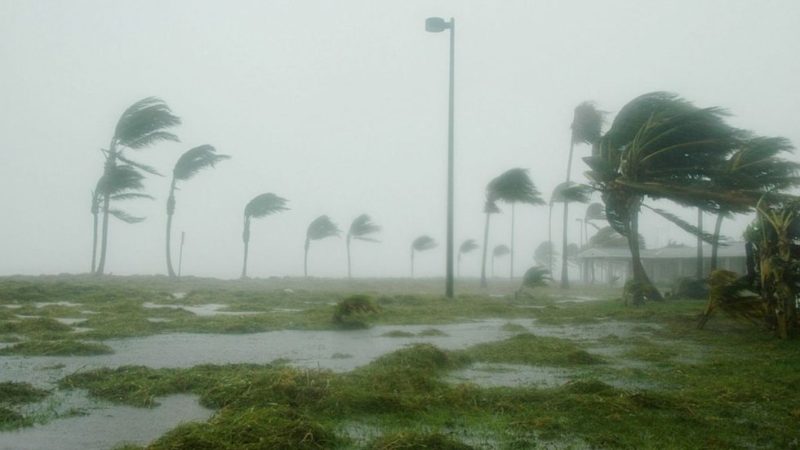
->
[[1, 276, 799, 448]]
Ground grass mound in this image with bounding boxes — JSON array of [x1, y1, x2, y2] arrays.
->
[[0, 381, 49, 405], [369, 431, 474, 450], [0, 339, 112, 356], [463, 333, 604, 366], [149, 406, 342, 450], [333, 294, 379, 329]]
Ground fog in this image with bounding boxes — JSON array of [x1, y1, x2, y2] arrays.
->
[[1, 0, 799, 279]]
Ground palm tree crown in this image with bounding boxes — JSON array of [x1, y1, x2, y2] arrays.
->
[[241, 193, 289, 279], [305, 215, 341, 277], [345, 214, 381, 279]]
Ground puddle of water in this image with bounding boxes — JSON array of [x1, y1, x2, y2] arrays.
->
[[54, 318, 88, 326], [271, 308, 304, 313], [555, 295, 603, 304], [0, 394, 212, 450], [171, 292, 187, 300], [14, 315, 42, 320], [448, 363, 570, 388], [141, 302, 260, 317], [3, 305, 23, 309], [34, 302, 82, 309]]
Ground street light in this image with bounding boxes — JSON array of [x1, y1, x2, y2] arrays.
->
[[425, 16, 455, 299]]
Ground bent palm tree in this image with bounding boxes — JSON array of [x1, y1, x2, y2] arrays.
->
[[166, 145, 230, 277], [346, 214, 381, 279], [534, 241, 557, 268], [411, 235, 437, 278], [488, 168, 545, 279], [457, 239, 479, 277], [95, 97, 181, 275], [241, 193, 288, 279], [480, 197, 501, 287], [305, 215, 341, 278], [491, 244, 510, 278]]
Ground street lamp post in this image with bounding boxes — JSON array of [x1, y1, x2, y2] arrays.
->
[[425, 16, 455, 299]]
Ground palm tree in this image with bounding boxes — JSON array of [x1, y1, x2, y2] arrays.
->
[[488, 168, 545, 279], [707, 136, 800, 271], [457, 239, 479, 277], [491, 244, 510, 278], [549, 182, 592, 287], [241, 193, 288, 279], [534, 241, 557, 268], [411, 235, 437, 278], [165, 145, 230, 277], [305, 215, 341, 278], [90, 165, 153, 272], [479, 197, 500, 287], [346, 214, 381, 279], [584, 92, 743, 304], [94, 97, 181, 275]]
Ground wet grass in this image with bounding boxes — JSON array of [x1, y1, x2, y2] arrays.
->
[[0, 381, 49, 430], [0, 339, 112, 356], [3, 276, 800, 447]]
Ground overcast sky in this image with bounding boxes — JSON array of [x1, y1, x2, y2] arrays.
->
[[1, 0, 799, 279]]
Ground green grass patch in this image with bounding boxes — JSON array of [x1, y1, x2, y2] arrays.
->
[[0, 381, 49, 405], [381, 330, 415, 338], [461, 333, 605, 367], [368, 431, 474, 449]]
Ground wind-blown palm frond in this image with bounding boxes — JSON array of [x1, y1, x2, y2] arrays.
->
[[550, 182, 593, 204], [488, 168, 545, 205], [644, 206, 717, 243], [348, 214, 381, 242], [244, 193, 289, 219], [589, 226, 645, 249], [173, 145, 231, 181], [412, 235, 437, 252], [520, 266, 551, 288], [114, 97, 181, 150], [110, 193, 154, 201], [307, 215, 341, 241], [96, 164, 147, 196], [108, 209, 145, 224], [484, 198, 500, 214], [493, 245, 510, 257], [585, 202, 606, 221], [571, 102, 605, 145], [459, 239, 479, 255], [116, 154, 162, 176]]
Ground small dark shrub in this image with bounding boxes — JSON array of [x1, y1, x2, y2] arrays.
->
[[333, 295, 379, 328]]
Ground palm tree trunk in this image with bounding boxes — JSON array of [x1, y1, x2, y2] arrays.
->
[[560, 200, 570, 289], [710, 212, 724, 272], [457, 253, 461, 277], [480, 212, 491, 288], [411, 250, 415, 278], [95, 148, 117, 276], [91, 209, 99, 274], [165, 179, 177, 278], [510, 203, 515, 279], [346, 235, 352, 279], [696, 208, 704, 279], [304, 239, 310, 278], [177, 231, 185, 278], [548, 203, 553, 274], [627, 205, 663, 304], [241, 217, 251, 279], [492, 253, 495, 278]]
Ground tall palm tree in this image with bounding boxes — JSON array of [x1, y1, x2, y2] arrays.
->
[[457, 239, 479, 277], [561, 102, 604, 288], [305, 215, 341, 278], [491, 244, 510, 278], [584, 92, 743, 304], [90, 165, 153, 272], [165, 145, 230, 277], [549, 182, 592, 287], [346, 214, 381, 279], [479, 197, 500, 287], [488, 168, 545, 279], [411, 235, 437, 278], [708, 136, 800, 270], [95, 97, 181, 275], [241, 193, 288, 279]]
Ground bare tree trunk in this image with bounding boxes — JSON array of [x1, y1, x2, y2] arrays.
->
[[510, 203, 515, 279], [165, 179, 177, 278], [480, 212, 490, 287], [91, 209, 98, 274], [240, 217, 250, 279], [710, 212, 724, 272]]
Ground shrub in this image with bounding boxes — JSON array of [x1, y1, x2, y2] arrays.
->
[[332, 295, 379, 328]]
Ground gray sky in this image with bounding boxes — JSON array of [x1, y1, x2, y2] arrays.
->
[[1, 0, 799, 279]]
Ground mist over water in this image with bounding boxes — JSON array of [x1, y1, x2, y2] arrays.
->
[[1, 1, 798, 279]]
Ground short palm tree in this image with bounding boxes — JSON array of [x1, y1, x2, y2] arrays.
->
[[457, 239, 479, 277], [346, 214, 381, 279], [94, 97, 181, 275], [411, 235, 437, 278], [549, 182, 592, 287], [479, 197, 501, 287], [90, 164, 153, 272], [241, 193, 288, 279], [305, 215, 341, 278], [491, 244, 510, 278], [488, 168, 545, 279], [165, 145, 230, 277]]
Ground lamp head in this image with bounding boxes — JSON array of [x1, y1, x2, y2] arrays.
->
[[425, 17, 450, 32]]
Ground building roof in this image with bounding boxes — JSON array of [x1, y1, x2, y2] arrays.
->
[[578, 242, 747, 261]]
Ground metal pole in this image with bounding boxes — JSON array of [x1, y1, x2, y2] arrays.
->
[[445, 17, 455, 298]]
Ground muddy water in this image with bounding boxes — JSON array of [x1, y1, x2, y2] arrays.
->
[[0, 394, 211, 450]]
